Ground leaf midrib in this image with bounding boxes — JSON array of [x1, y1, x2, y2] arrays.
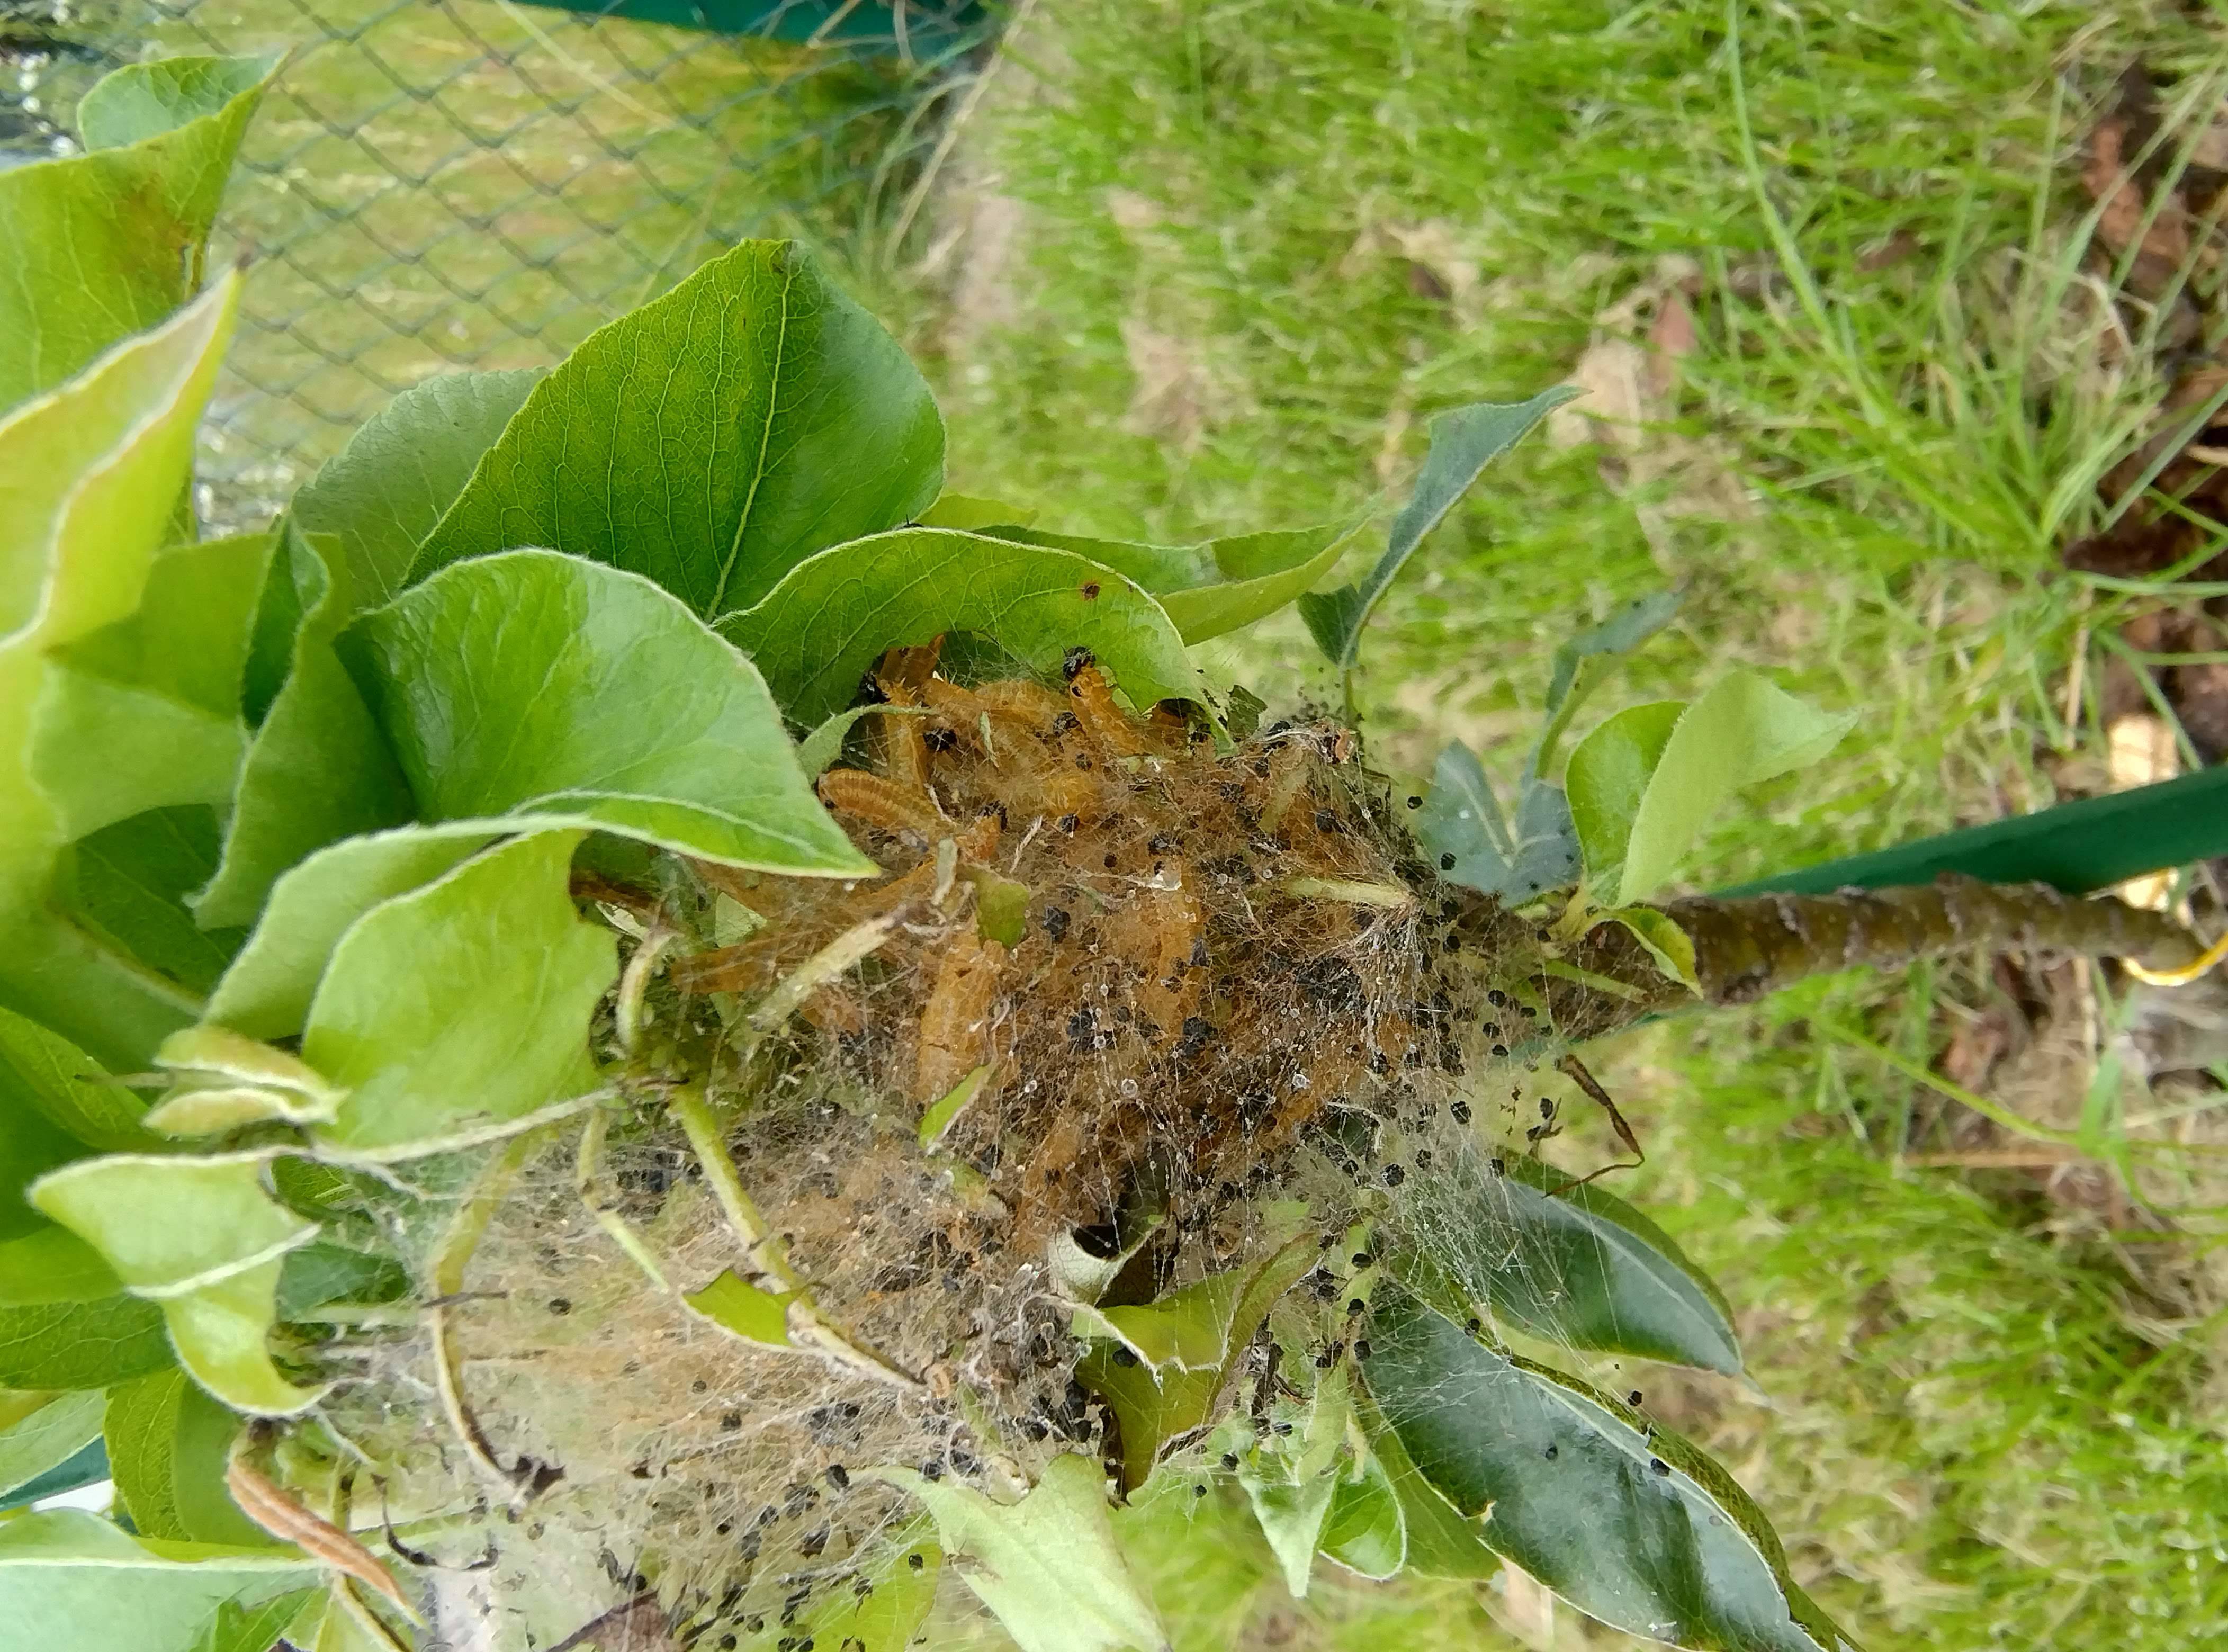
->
[[708, 254, 797, 618]]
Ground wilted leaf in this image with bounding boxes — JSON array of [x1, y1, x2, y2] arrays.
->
[[105, 1369, 264, 1545], [1412, 742, 1579, 903], [724, 528, 1209, 727], [988, 521, 1361, 643], [412, 240, 943, 619], [290, 370, 541, 608], [1076, 1235, 1317, 1491], [0, 56, 273, 412], [1602, 906, 1702, 996], [301, 830, 614, 1155], [1405, 1154, 1739, 1372], [1366, 1286, 1846, 1651], [881, 1453, 1166, 1652], [1239, 1460, 1339, 1599], [1299, 390, 1576, 668], [192, 526, 415, 930], [0, 277, 240, 1070], [1616, 672, 1855, 904], [201, 830, 493, 1042], [918, 1065, 992, 1152], [0, 1509, 315, 1652], [343, 550, 872, 876], [0, 1390, 105, 1502]]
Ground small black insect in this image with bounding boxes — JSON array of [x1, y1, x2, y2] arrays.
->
[[1440, 851, 1457, 870]]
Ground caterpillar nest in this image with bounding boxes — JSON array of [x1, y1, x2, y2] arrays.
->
[[345, 652, 1525, 1647]]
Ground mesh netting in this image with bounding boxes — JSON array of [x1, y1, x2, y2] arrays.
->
[[3, 0, 990, 531]]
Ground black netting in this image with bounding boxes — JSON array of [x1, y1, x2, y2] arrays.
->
[[4, 0, 990, 528]]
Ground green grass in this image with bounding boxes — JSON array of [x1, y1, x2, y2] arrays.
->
[[911, 0, 2228, 1644]]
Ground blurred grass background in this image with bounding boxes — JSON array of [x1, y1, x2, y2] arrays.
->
[[20, 0, 2228, 1643]]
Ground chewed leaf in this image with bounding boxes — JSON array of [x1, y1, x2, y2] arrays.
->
[[1404, 1154, 1740, 1373], [290, 369, 542, 608], [731, 1536, 940, 1650], [1413, 742, 1579, 903], [1075, 1233, 1317, 1491], [721, 527, 1211, 728], [0, 56, 273, 410], [0, 277, 241, 1071], [342, 550, 871, 877], [201, 828, 493, 1041], [412, 239, 942, 619], [1240, 1462, 1339, 1599], [1299, 390, 1576, 669], [1365, 1286, 1846, 1651], [1046, 1218, 1163, 1307], [878, 1453, 1165, 1652], [685, 1270, 795, 1346], [0, 1508, 316, 1652], [1316, 1453, 1405, 1581], [301, 830, 615, 1156], [989, 520, 1362, 643]]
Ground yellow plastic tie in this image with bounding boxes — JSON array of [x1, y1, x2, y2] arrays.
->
[[2125, 929, 2228, 987]]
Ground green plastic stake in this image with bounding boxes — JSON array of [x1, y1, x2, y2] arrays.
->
[[1717, 767, 2228, 899]]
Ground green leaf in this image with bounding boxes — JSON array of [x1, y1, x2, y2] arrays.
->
[[1298, 390, 1576, 669], [1411, 742, 1579, 904], [918, 1064, 992, 1152], [723, 528, 1210, 728], [0, 1509, 316, 1652], [682, 1269, 794, 1346], [794, 703, 930, 779], [733, 1536, 940, 1651], [186, 1591, 325, 1652], [1076, 1234, 1318, 1492], [104, 1369, 263, 1545], [1239, 1460, 1338, 1600], [54, 808, 246, 1000], [1316, 1453, 1406, 1582], [342, 551, 870, 876], [290, 369, 542, 609], [412, 239, 943, 619], [0, 277, 241, 1071], [1349, 1397, 1501, 1582], [30, 1152, 320, 1413], [0, 1228, 127, 1308], [145, 1027, 348, 1136], [1529, 590, 1682, 779], [301, 830, 615, 1156], [192, 526, 414, 930], [0, 1390, 105, 1501], [273, 1243, 408, 1322], [0, 1004, 160, 1156], [34, 534, 273, 844], [0, 1295, 174, 1391], [880, 1453, 1165, 1652], [1405, 1154, 1739, 1373], [973, 870, 1031, 946], [1615, 672, 1857, 905], [918, 493, 1039, 531], [989, 520, 1362, 643], [1365, 1286, 1848, 1651], [0, 57, 273, 412], [1565, 699, 1684, 902], [202, 829, 493, 1042], [1602, 906, 1703, 997]]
